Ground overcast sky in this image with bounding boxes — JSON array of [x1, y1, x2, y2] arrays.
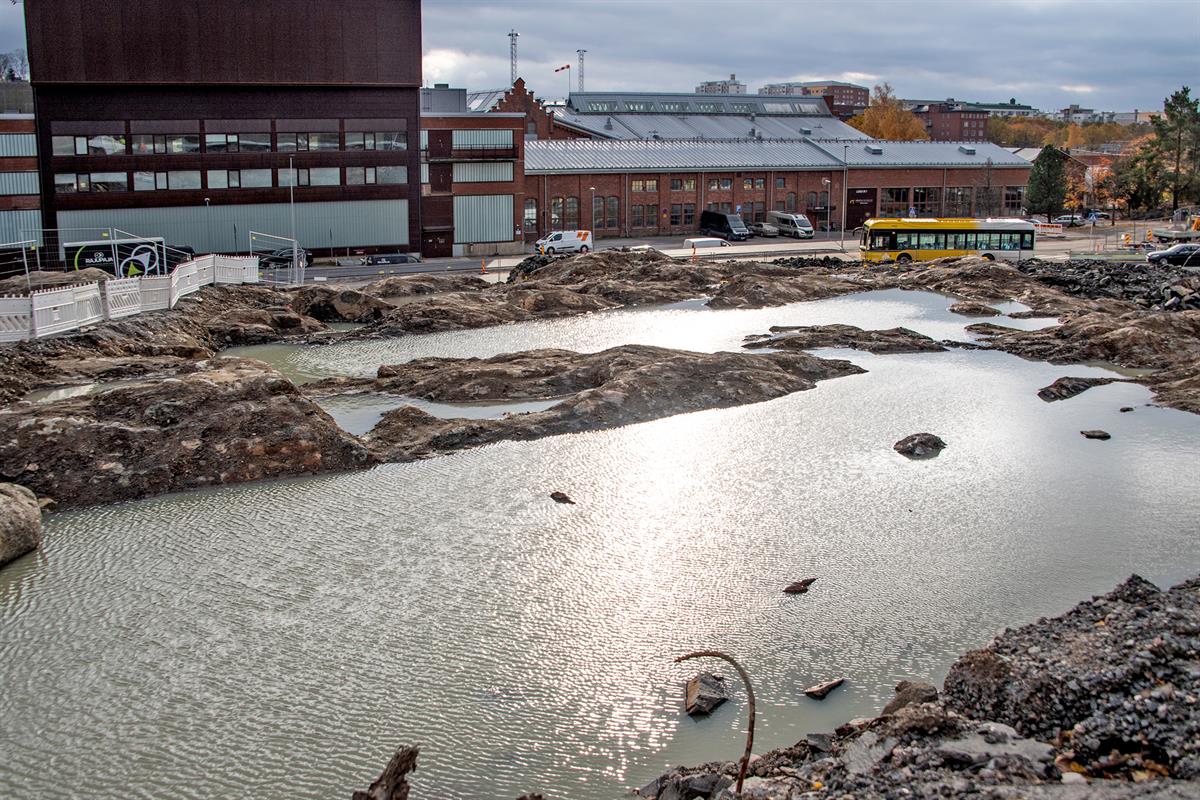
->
[[1, 0, 1195, 112]]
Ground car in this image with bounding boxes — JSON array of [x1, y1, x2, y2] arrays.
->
[[1147, 243, 1200, 267], [766, 211, 816, 239], [535, 230, 592, 254], [1052, 214, 1084, 227], [698, 210, 750, 241], [258, 247, 312, 268], [364, 253, 421, 265], [749, 222, 780, 237], [683, 237, 733, 249]]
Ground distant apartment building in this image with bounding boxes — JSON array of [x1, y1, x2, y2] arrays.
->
[[695, 74, 747, 95], [971, 100, 1038, 118], [761, 81, 868, 119], [1111, 110, 1161, 125], [904, 99, 989, 142]]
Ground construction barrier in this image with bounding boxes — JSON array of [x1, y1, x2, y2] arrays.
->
[[103, 277, 142, 320], [0, 295, 33, 343]]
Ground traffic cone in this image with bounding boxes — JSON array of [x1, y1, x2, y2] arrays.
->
[[481, 257, 487, 275]]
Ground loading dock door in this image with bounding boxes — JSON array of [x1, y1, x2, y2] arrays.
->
[[846, 188, 877, 231], [428, 130, 452, 159], [421, 230, 452, 258]]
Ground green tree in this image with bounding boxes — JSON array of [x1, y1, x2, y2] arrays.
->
[[1103, 145, 1164, 213], [1147, 87, 1200, 210], [1025, 147, 1067, 218]]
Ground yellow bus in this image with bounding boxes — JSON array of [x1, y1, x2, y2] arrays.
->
[[858, 217, 1036, 264]]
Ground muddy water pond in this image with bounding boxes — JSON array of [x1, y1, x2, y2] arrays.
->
[[3, 290, 1200, 800]]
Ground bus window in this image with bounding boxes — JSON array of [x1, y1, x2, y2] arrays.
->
[[870, 231, 894, 250], [918, 232, 944, 250], [1021, 232, 1034, 250], [947, 231, 967, 250], [896, 231, 916, 249], [1000, 233, 1020, 250]]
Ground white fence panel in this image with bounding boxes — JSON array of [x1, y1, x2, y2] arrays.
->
[[103, 277, 142, 320], [215, 255, 259, 284], [31, 285, 81, 338], [193, 254, 216, 286], [73, 283, 104, 327], [141, 275, 172, 311], [0, 295, 31, 342], [171, 262, 200, 303]]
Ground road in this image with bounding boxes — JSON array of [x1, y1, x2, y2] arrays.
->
[[261, 225, 1146, 283]]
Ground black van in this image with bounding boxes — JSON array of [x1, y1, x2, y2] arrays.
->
[[699, 210, 750, 241]]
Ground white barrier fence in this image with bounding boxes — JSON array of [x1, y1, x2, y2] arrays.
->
[[0, 254, 262, 342]]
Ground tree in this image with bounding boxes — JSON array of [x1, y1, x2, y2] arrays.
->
[[1146, 87, 1200, 210], [1103, 143, 1165, 213], [1025, 147, 1068, 218], [847, 83, 929, 141]]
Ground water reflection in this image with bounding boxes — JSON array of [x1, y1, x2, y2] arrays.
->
[[2, 291, 1197, 800]]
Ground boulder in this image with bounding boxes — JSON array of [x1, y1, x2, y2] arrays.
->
[[549, 491, 575, 505], [804, 677, 846, 699], [288, 285, 393, 322], [362, 273, 488, 298], [893, 433, 947, 459], [205, 306, 328, 346], [0, 483, 41, 567], [949, 301, 1002, 317], [783, 577, 817, 594], [1080, 429, 1111, 440], [881, 680, 939, 716], [685, 672, 729, 716], [352, 745, 419, 800], [0, 358, 376, 508], [1037, 376, 1118, 402]]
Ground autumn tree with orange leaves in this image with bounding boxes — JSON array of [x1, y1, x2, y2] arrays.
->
[[847, 84, 929, 141]]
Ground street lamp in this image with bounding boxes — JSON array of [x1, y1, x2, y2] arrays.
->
[[203, 197, 212, 254], [821, 178, 831, 238], [589, 186, 596, 231], [841, 143, 849, 252]]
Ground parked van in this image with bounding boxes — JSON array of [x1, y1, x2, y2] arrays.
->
[[535, 230, 592, 254], [683, 237, 733, 249], [766, 211, 815, 239], [698, 210, 750, 241]]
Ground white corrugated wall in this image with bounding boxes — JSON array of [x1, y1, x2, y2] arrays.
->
[[453, 195, 514, 243], [451, 129, 513, 148], [452, 161, 514, 183], [0, 209, 43, 245], [0, 134, 36, 158], [0, 171, 40, 196]]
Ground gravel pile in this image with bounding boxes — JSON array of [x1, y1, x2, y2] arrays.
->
[[1015, 260, 1198, 310]]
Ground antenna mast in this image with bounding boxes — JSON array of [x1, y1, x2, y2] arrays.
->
[[508, 30, 519, 84], [576, 49, 586, 92]]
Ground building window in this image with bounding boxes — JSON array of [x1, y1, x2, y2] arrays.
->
[[633, 179, 645, 192], [277, 133, 307, 152], [645, 204, 658, 227], [645, 179, 657, 192], [880, 188, 910, 215], [632, 204, 644, 227], [564, 196, 579, 228], [205, 133, 240, 153], [682, 203, 695, 226], [775, 200, 785, 211], [551, 197, 563, 230], [606, 196, 618, 229], [720, 178, 732, 190], [709, 178, 719, 191], [787, 192, 797, 211], [913, 187, 940, 215], [524, 198, 537, 229], [308, 167, 340, 186], [743, 178, 753, 190], [1003, 186, 1025, 214], [670, 203, 682, 226], [166, 170, 201, 189], [819, 190, 830, 208], [279, 168, 309, 187], [346, 132, 375, 151], [377, 132, 407, 150], [592, 194, 604, 228], [377, 166, 407, 184], [755, 178, 765, 190], [671, 178, 682, 191], [54, 173, 81, 193], [311, 133, 341, 151], [53, 134, 126, 156], [207, 169, 233, 189], [944, 186, 972, 216], [346, 166, 378, 185], [241, 168, 272, 187], [775, 177, 786, 190]]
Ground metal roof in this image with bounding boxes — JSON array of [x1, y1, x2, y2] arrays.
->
[[566, 91, 832, 116], [552, 107, 868, 141], [525, 138, 1032, 174], [466, 89, 508, 113]]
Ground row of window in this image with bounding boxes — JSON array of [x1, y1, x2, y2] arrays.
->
[[868, 231, 1034, 251], [52, 131, 407, 157], [880, 186, 1024, 216], [591, 195, 620, 230], [630, 179, 658, 192], [54, 166, 408, 193]]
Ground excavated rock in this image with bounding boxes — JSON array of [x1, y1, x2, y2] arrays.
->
[[894, 433, 947, 459], [324, 345, 864, 461], [0, 358, 376, 508], [350, 290, 620, 338], [0, 482, 41, 567], [1038, 376, 1121, 402], [204, 305, 327, 346], [287, 285, 393, 322], [881, 681, 940, 716], [950, 301, 1003, 317], [685, 672, 729, 716], [0, 268, 115, 296], [361, 273, 488, 298], [1015, 259, 1200, 310], [706, 273, 863, 309], [744, 324, 947, 354]]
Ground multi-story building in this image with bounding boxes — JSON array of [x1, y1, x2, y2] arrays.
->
[[695, 75, 747, 95], [906, 100, 990, 142], [0, 82, 40, 247], [760, 81, 869, 118], [25, 0, 424, 257], [971, 100, 1038, 118]]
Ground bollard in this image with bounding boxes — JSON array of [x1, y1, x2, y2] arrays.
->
[[481, 258, 488, 275], [691, 245, 697, 265]]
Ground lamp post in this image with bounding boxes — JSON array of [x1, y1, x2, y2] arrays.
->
[[822, 178, 831, 240], [203, 197, 212, 253], [841, 143, 849, 252], [589, 186, 596, 231]]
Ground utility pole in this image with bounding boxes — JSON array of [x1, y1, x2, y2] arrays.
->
[[576, 49, 586, 92], [508, 30, 519, 84]]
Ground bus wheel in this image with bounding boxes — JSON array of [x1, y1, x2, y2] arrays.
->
[[981, 253, 995, 261], [897, 253, 912, 264], [579, 245, 589, 253]]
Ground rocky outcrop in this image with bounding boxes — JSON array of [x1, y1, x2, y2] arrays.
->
[[944, 575, 1200, 780], [644, 575, 1200, 800], [744, 324, 947, 354], [287, 285, 393, 322], [362, 273, 488, 299], [0, 482, 41, 567], [706, 273, 863, 310], [1038, 376, 1121, 402], [204, 305, 327, 346], [1015, 259, 1200, 311], [0, 358, 376, 508], [1081, 429, 1112, 440], [353, 745, 419, 800], [894, 433, 947, 459], [308, 345, 865, 461], [950, 301, 1002, 317], [350, 290, 620, 338]]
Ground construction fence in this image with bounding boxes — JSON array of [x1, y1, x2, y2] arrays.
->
[[0, 253, 259, 343]]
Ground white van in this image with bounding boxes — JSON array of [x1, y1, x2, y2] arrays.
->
[[766, 211, 815, 239], [535, 230, 593, 254], [683, 237, 733, 249]]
